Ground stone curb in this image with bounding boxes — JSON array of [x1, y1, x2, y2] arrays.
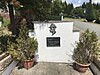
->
[[2, 61, 18, 75], [90, 63, 100, 75]]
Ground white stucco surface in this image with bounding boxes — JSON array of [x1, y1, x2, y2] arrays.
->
[[34, 22, 79, 63]]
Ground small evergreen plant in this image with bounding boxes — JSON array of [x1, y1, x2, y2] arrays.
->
[[73, 29, 100, 64], [8, 19, 38, 60]]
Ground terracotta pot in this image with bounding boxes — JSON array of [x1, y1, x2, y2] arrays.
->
[[23, 59, 35, 70], [74, 62, 91, 73]]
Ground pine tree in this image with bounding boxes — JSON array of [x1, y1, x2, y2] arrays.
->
[[86, 0, 96, 22], [66, 3, 74, 17], [51, 0, 63, 16], [82, 2, 86, 8]]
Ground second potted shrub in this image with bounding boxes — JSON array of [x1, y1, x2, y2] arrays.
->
[[72, 29, 100, 73]]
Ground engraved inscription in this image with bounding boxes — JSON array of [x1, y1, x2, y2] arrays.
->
[[47, 37, 60, 47]]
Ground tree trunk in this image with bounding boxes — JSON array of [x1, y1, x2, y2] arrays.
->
[[8, 3, 15, 25], [8, 3, 17, 35]]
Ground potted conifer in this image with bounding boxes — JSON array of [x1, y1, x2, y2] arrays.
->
[[8, 19, 38, 69], [72, 29, 100, 73]]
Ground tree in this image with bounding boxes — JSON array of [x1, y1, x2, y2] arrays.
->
[[82, 2, 86, 8], [95, 9, 100, 23], [0, 0, 18, 36], [32, 0, 52, 21], [93, 3, 97, 9], [63, 1, 68, 14], [0, 1, 8, 12], [0, 0, 52, 35], [72, 7, 85, 18], [0, 0, 15, 25], [86, 0, 96, 22], [66, 3, 74, 17], [51, 0, 63, 16], [17, 0, 52, 21], [96, 3, 100, 10]]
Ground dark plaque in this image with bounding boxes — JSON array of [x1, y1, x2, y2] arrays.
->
[[47, 37, 60, 47]]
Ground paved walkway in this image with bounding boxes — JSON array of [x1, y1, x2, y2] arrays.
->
[[10, 62, 93, 75]]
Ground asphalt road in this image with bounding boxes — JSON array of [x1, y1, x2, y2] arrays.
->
[[73, 21, 100, 38]]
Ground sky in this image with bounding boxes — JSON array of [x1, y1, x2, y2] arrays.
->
[[62, 0, 100, 7]]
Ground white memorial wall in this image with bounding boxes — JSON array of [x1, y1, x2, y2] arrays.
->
[[34, 22, 79, 63]]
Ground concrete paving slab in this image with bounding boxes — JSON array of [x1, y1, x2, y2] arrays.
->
[[10, 62, 93, 75]]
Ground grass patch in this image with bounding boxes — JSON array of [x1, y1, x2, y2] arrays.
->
[[64, 17, 85, 22]]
